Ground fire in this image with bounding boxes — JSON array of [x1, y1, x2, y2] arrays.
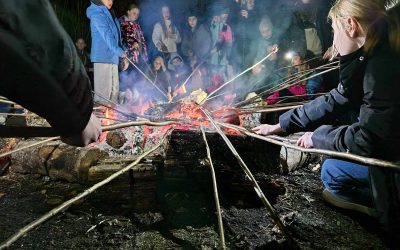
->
[[175, 84, 187, 95], [98, 107, 119, 144]]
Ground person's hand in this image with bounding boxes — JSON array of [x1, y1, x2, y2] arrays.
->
[[252, 64, 264, 75], [125, 89, 134, 103], [120, 57, 129, 71], [61, 114, 102, 147], [323, 47, 335, 60], [296, 132, 314, 148], [241, 10, 249, 18], [267, 44, 278, 61], [121, 52, 127, 58], [212, 16, 221, 24], [133, 42, 140, 49], [156, 42, 163, 50], [252, 123, 283, 136]]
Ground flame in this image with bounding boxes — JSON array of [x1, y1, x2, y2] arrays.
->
[[175, 84, 187, 95], [130, 99, 154, 115]]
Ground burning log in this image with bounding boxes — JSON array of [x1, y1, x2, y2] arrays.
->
[[106, 131, 127, 149]]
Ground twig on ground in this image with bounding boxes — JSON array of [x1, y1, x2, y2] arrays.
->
[[0, 129, 172, 249], [201, 108, 297, 246], [200, 125, 226, 250]]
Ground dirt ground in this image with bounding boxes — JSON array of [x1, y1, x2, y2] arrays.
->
[[0, 162, 393, 249]]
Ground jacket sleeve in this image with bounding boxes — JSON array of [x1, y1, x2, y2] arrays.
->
[[311, 54, 398, 156], [0, 0, 93, 136], [91, 13, 124, 57], [279, 49, 365, 134], [175, 26, 182, 44], [198, 25, 212, 59], [181, 32, 191, 57]]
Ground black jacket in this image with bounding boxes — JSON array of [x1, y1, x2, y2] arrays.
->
[[0, 0, 93, 136], [279, 40, 400, 233]]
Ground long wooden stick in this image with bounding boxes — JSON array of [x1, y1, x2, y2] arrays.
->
[[0, 120, 179, 139], [245, 132, 400, 170], [234, 62, 338, 108], [216, 122, 400, 170], [125, 57, 169, 100], [103, 120, 178, 131], [204, 47, 279, 103], [0, 99, 15, 105], [0, 130, 172, 250], [200, 126, 226, 250], [0, 137, 59, 159], [0, 120, 179, 159], [201, 108, 296, 245]]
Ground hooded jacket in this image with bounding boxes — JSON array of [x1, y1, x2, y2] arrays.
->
[[181, 23, 212, 60], [86, 3, 124, 65], [279, 37, 400, 233]]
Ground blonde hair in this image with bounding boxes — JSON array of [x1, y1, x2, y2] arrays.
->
[[328, 0, 400, 55], [153, 56, 166, 70]]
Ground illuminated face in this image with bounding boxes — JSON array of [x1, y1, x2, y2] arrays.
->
[[75, 39, 86, 50], [292, 55, 302, 66], [247, 0, 255, 10], [162, 6, 170, 20], [172, 57, 182, 66], [221, 13, 229, 24], [127, 7, 140, 21], [332, 19, 359, 56], [101, 0, 113, 9], [154, 59, 162, 71], [260, 25, 272, 39], [188, 16, 198, 29]]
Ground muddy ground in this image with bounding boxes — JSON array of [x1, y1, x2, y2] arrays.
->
[[0, 162, 394, 249]]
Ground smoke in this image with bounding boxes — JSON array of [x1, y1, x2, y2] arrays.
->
[[117, 0, 330, 105]]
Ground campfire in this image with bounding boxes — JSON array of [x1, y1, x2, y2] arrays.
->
[[0, 49, 350, 249]]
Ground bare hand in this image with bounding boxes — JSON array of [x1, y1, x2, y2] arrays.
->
[[252, 123, 283, 136], [120, 57, 129, 71], [323, 47, 334, 60], [61, 114, 102, 147], [133, 42, 140, 49], [267, 44, 278, 61], [296, 132, 314, 148], [241, 10, 249, 18]]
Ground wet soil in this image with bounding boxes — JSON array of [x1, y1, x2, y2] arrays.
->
[[0, 163, 392, 249]]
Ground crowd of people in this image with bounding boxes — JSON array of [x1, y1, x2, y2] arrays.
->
[[83, 0, 335, 105], [0, 0, 399, 243]]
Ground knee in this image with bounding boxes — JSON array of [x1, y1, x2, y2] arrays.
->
[[321, 159, 338, 183]]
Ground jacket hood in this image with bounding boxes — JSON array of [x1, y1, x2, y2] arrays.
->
[[86, 3, 107, 19], [91, 0, 103, 6], [168, 53, 184, 71]]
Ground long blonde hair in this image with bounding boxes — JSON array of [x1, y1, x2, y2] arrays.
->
[[328, 0, 400, 55]]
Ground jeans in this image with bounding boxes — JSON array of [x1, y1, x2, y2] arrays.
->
[[321, 159, 373, 207]]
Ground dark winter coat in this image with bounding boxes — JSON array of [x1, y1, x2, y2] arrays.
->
[[181, 24, 212, 61], [0, 0, 93, 136], [279, 39, 400, 233]]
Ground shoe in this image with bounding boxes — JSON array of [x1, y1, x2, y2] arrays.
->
[[322, 189, 378, 217]]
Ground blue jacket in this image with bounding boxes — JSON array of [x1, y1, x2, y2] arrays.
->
[[86, 3, 124, 65]]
